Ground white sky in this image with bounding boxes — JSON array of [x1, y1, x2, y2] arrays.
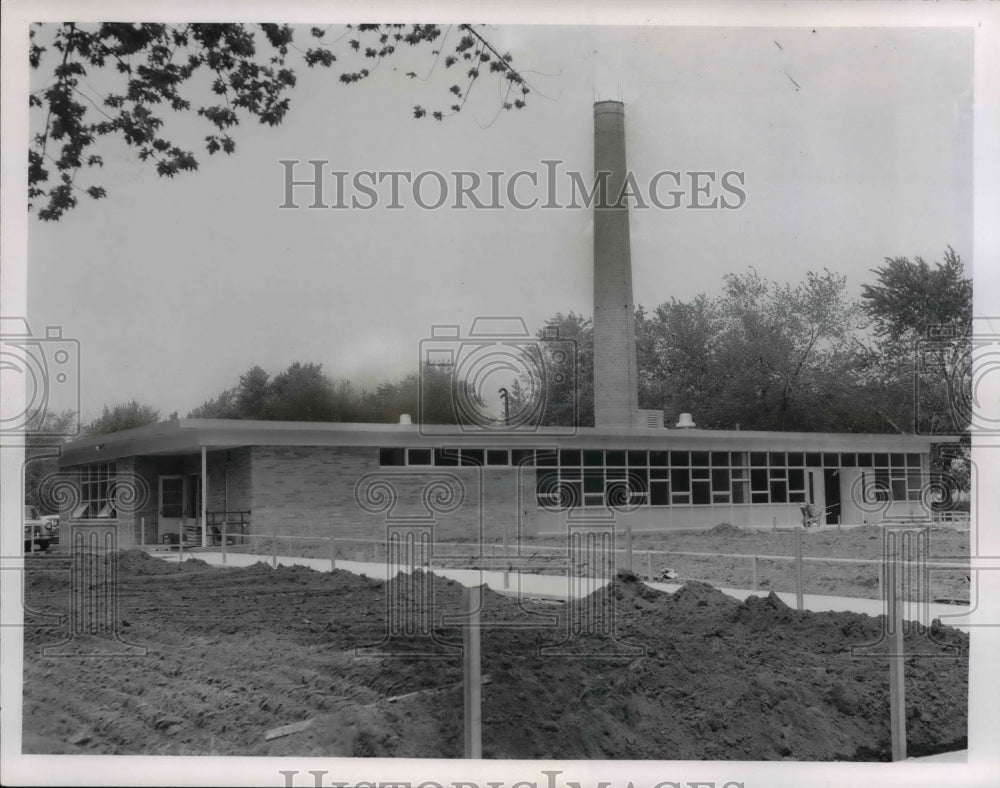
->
[[23, 23, 975, 422]]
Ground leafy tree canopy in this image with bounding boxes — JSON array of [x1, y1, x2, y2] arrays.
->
[[29, 22, 531, 220]]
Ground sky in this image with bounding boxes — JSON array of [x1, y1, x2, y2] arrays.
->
[[24, 23, 974, 423]]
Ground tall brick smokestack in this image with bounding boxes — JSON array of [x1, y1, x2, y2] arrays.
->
[[593, 100, 639, 428]]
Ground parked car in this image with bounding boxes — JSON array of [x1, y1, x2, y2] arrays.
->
[[24, 505, 57, 553]]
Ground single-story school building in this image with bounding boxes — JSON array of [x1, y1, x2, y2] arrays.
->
[[55, 417, 952, 549]]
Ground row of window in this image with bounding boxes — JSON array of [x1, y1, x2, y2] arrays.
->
[[379, 447, 923, 470]]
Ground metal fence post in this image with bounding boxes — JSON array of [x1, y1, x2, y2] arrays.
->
[[502, 529, 509, 589], [330, 531, 336, 572], [795, 529, 804, 611], [646, 549, 653, 582], [888, 550, 907, 760], [462, 585, 482, 759], [751, 554, 759, 591], [222, 522, 227, 564], [272, 526, 277, 569]]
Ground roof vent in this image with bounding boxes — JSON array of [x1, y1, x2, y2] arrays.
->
[[398, 414, 412, 425], [675, 413, 696, 429]]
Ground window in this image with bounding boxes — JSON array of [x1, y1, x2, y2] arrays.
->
[[74, 462, 117, 518], [379, 448, 405, 466], [408, 448, 432, 465]]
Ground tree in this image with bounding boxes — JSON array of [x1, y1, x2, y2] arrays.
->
[[23, 409, 77, 512], [861, 247, 972, 434], [29, 23, 532, 220], [85, 399, 162, 435]]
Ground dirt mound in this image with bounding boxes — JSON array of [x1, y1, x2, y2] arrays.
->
[[708, 522, 744, 537], [114, 550, 179, 576], [21, 559, 968, 761]]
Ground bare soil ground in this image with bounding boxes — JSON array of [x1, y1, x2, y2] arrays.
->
[[21, 550, 967, 760], [262, 523, 972, 601]]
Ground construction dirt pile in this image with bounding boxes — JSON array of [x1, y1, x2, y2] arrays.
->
[[21, 552, 967, 760]]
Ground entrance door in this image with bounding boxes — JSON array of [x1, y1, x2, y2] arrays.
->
[[158, 475, 186, 542], [823, 468, 841, 525], [807, 469, 826, 525]]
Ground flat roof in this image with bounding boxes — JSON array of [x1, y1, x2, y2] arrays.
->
[[57, 418, 955, 467]]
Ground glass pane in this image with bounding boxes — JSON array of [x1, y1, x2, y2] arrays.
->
[[691, 451, 710, 467], [605, 450, 626, 467], [627, 450, 647, 467], [670, 451, 689, 466], [434, 448, 458, 466], [560, 449, 581, 467], [650, 450, 668, 466], [583, 450, 604, 467], [511, 449, 534, 467], [461, 449, 484, 466], [408, 448, 432, 465], [485, 449, 509, 465], [671, 468, 690, 491], [650, 482, 669, 506]]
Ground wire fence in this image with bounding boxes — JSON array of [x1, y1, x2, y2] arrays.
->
[[169, 523, 971, 604]]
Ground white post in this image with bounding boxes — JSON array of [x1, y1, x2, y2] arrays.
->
[[502, 529, 509, 590], [462, 585, 482, 759], [795, 529, 804, 611], [752, 554, 759, 591], [889, 551, 907, 760], [201, 446, 208, 548], [330, 529, 336, 572], [646, 548, 653, 582]]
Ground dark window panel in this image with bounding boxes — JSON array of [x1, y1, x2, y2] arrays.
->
[[750, 452, 767, 467], [806, 453, 822, 467], [606, 450, 626, 467], [584, 472, 604, 493], [584, 494, 604, 508], [583, 450, 604, 467], [788, 469, 804, 491], [731, 482, 747, 504], [627, 450, 647, 466], [379, 448, 406, 466], [671, 468, 690, 492], [649, 467, 668, 480], [628, 468, 649, 491], [560, 449, 581, 467], [670, 451, 689, 466], [711, 452, 728, 467], [408, 448, 432, 465], [511, 449, 534, 467], [691, 451, 710, 467], [857, 453, 873, 467], [789, 491, 806, 503], [730, 452, 746, 466], [751, 492, 769, 504], [840, 453, 857, 468], [434, 448, 459, 466], [692, 481, 711, 505], [875, 453, 889, 467], [787, 452, 804, 467], [561, 467, 582, 480], [461, 449, 485, 466], [712, 493, 730, 504], [906, 453, 921, 467], [711, 468, 730, 491], [605, 468, 626, 480], [650, 482, 669, 506], [650, 450, 668, 466], [751, 469, 768, 491], [486, 449, 509, 466], [769, 452, 785, 467], [536, 450, 558, 467], [769, 480, 787, 503], [823, 453, 839, 467]]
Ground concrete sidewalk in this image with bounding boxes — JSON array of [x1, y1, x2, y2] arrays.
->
[[154, 549, 972, 627]]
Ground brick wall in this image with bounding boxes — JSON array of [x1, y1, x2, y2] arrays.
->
[[248, 446, 548, 544]]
